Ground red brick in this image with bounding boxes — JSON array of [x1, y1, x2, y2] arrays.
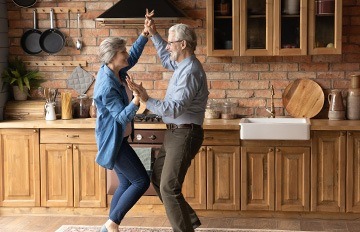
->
[[231, 72, 258, 80], [299, 63, 329, 72], [208, 90, 226, 99], [241, 98, 266, 108], [288, 72, 316, 80], [206, 72, 230, 80], [240, 80, 268, 89], [154, 80, 170, 90], [242, 63, 269, 71], [260, 72, 287, 79], [331, 63, 359, 71], [206, 57, 232, 63], [283, 56, 312, 63], [227, 90, 254, 98], [333, 80, 351, 89], [270, 63, 298, 71], [312, 55, 342, 63], [211, 81, 239, 89], [202, 63, 225, 72], [317, 72, 345, 79]]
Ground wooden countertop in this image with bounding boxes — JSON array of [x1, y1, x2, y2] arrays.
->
[[1, 118, 360, 131]]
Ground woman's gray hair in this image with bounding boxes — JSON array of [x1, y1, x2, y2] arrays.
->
[[99, 37, 127, 64], [169, 24, 197, 52]]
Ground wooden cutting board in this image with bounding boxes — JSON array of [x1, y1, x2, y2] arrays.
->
[[282, 79, 324, 118]]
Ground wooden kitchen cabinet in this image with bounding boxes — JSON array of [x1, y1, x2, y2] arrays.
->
[[0, 129, 40, 207], [205, 130, 240, 210], [346, 131, 360, 213], [241, 140, 310, 211], [311, 131, 346, 212], [183, 147, 207, 209], [206, 0, 341, 56], [308, 0, 342, 55], [206, 0, 240, 56], [40, 129, 106, 208]]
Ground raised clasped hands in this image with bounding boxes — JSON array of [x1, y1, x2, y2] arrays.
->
[[143, 8, 156, 36]]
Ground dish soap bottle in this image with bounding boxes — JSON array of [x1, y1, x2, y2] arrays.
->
[[347, 74, 360, 120]]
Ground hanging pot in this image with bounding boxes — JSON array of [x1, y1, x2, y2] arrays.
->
[[12, 0, 36, 8], [20, 9, 42, 54], [39, 8, 66, 54]]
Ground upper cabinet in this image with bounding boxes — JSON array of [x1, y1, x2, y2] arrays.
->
[[308, 0, 342, 55], [206, 0, 342, 56]]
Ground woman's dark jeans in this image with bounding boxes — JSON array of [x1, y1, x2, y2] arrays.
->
[[151, 126, 204, 232], [109, 138, 150, 224]]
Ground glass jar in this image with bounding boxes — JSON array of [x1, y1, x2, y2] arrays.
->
[[75, 94, 90, 118], [89, 98, 97, 118], [221, 99, 238, 119], [205, 99, 221, 119]]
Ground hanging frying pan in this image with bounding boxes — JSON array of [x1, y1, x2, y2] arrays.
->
[[20, 9, 42, 55], [39, 8, 65, 54], [12, 0, 36, 8]]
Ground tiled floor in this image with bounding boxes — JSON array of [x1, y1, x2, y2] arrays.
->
[[1, 215, 360, 232]]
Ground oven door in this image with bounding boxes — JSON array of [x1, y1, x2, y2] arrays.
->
[[107, 144, 161, 196]]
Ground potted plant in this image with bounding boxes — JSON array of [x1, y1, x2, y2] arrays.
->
[[1, 57, 42, 100]]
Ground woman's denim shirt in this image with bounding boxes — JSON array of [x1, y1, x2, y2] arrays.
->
[[93, 35, 148, 169]]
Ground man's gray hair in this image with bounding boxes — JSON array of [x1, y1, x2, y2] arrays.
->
[[169, 24, 197, 52], [99, 37, 127, 64]]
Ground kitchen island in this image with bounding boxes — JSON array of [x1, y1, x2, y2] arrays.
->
[[1, 118, 360, 219]]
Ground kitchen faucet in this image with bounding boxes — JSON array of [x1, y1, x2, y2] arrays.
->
[[266, 85, 275, 118]]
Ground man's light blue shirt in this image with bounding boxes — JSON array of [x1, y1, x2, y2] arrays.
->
[[147, 33, 209, 125]]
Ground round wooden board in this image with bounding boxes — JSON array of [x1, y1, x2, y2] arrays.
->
[[282, 79, 324, 118]]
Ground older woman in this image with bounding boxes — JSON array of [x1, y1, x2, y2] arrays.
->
[[93, 11, 154, 232]]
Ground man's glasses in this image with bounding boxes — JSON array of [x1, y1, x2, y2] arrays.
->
[[167, 40, 183, 46]]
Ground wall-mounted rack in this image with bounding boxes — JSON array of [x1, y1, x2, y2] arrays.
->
[[24, 61, 87, 67], [21, 7, 86, 14]]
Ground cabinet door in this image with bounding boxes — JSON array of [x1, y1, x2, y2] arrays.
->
[[207, 146, 240, 210], [241, 146, 275, 210], [183, 146, 207, 209], [311, 131, 346, 212], [273, 0, 307, 55], [73, 144, 106, 208], [40, 144, 73, 207], [240, 0, 274, 56], [308, 0, 342, 54], [346, 131, 360, 213], [0, 129, 40, 207], [206, 0, 240, 56], [275, 146, 310, 211]]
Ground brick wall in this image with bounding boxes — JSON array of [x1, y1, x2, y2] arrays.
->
[[5, 0, 360, 118]]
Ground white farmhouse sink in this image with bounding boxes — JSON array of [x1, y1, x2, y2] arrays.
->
[[239, 118, 310, 140]]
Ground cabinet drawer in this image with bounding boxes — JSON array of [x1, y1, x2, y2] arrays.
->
[[203, 130, 240, 146], [40, 129, 96, 144]]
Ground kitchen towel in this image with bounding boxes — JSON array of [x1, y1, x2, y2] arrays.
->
[[133, 147, 153, 170], [66, 66, 94, 94]]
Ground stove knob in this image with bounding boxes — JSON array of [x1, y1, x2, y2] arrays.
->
[[136, 134, 143, 141], [149, 134, 157, 140]]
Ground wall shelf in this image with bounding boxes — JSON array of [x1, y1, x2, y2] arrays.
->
[[21, 7, 86, 14], [24, 61, 87, 67]]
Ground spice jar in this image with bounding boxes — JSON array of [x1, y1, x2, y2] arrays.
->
[[221, 99, 238, 119], [89, 98, 97, 118], [75, 94, 90, 118], [205, 99, 221, 119]]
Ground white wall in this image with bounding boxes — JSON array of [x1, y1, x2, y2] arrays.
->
[[0, 0, 9, 120]]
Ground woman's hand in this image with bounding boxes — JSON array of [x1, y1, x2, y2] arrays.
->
[[144, 8, 157, 36], [126, 76, 149, 103]]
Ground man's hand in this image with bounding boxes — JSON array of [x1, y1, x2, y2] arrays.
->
[[126, 76, 149, 103], [144, 8, 157, 36], [142, 9, 155, 37]]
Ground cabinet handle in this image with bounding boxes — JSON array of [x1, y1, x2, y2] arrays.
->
[[200, 147, 205, 152], [66, 134, 79, 138], [67, 145, 71, 149], [341, 132, 346, 136], [269, 148, 273, 152], [348, 132, 352, 136], [74, 146, 78, 150], [149, 135, 157, 140], [207, 147, 212, 151], [33, 129, 38, 133], [276, 148, 280, 152]]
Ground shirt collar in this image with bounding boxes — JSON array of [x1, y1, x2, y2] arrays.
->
[[177, 54, 195, 70]]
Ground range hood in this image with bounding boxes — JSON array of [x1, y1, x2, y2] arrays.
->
[[95, 0, 188, 25]]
